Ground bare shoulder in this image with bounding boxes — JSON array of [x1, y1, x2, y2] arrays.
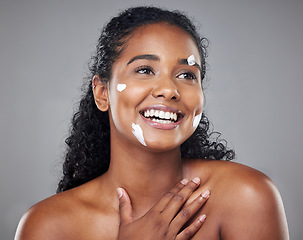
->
[[184, 158, 279, 196], [209, 160, 275, 192], [14, 188, 82, 240], [201, 160, 283, 214], [183, 159, 289, 239], [14, 178, 111, 240]]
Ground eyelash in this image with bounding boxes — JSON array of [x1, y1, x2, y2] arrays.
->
[[134, 66, 197, 80], [177, 71, 197, 80], [135, 66, 154, 75]]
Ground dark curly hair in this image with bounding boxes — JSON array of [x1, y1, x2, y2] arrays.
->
[[57, 6, 235, 193]]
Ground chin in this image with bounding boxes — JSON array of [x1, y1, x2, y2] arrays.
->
[[142, 139, 183, 153]]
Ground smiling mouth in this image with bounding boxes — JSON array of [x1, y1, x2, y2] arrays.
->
[[140, 108, 183, 124]]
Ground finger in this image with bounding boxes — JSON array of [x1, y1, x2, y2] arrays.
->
[[175, 214, 206, 240], [117, 187, 133, 226], [152, 179, 189, 212], [169, 189, 210, 234], [162, 177, 201, 219]]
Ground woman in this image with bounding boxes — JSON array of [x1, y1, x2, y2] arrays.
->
[[15, 6, 289, 240]]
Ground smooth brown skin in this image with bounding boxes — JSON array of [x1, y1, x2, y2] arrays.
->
[[15, 23, 289, 240]]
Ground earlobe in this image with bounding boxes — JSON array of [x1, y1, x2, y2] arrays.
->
[[92, 75, 109, 111]]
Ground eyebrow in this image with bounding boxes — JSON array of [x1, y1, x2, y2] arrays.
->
[[179, 58, 201, 72], [126, 54, 201, 72], [127, 54, 160, 65]]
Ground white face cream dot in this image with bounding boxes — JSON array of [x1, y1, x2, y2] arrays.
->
[[117, 83, 126, 92], [193, 112, 202, 129], [131, 123, 147, 147], [187, 55, 196, 66]]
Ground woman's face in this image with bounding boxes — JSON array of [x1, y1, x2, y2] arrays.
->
[[106, 23, 204, 151]]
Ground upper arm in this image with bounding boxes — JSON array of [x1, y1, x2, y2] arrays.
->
[[220, 172, 289, 240]]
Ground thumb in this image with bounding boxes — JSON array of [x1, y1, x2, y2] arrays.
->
[[117, 187, 133, 225]]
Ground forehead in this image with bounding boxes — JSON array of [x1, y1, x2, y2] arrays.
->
[[118, 23, 200, 62]]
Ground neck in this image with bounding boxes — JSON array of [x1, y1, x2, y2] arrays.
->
[[105, 140, 183, 218]]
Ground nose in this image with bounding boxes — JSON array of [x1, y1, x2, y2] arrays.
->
[[152, 77, 180, 101]]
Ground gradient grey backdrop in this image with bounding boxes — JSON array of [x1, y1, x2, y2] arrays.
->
[[1, 0, 302, 239]]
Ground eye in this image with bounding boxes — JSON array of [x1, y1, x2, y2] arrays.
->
[[135, 66, 154, 75], [177, 71, 197, 80]]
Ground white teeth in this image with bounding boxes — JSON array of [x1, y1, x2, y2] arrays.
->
[[173, 113, 177, 121], [170, 112, 174, 120], [143, 109, 179, 122], [152, 119, 174, 124], [159, 111, 165, 119], [165, 112, 171, 119]]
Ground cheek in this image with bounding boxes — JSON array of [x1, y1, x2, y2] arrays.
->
[[131, 123, 147, 146], [184, 87, 204, 112], [197, 91, 204, 112], [193, 112, 202, 128], [108, 82, 150, 125], [115, 82, 152, 112], [117, 83, 127, 92], [184, 88, 204, 129]]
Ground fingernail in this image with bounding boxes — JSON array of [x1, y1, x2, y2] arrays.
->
[[180, 178, 189, 185], [202, 190, 210, 199], [117, 187, 123, 199], [198, 214, 206, 222], [192, 177, 200, 184]]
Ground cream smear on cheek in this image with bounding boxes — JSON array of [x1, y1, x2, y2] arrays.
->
[[193, 112, 202, 129], [117, 83, 127, 92], [188, 53, 201, 130], [118, 84, 146, 146], [187, 55, 196, 66], [131, 123, 147, 146]]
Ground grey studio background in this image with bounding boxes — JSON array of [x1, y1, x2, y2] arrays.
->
[[1, 0, 302, 239]]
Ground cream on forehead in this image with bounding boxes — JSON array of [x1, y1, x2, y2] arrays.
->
[[131, 123, 146, 146], [117, 83, 126, 92], [193, 112, 202, 129], [187, 55, 196, 66]]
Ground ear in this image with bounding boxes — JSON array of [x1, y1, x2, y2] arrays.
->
[[92, 75, 109, 111]]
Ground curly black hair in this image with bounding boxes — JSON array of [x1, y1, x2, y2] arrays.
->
[[57, 6, 235, 193]]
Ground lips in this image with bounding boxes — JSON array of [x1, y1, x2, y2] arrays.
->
[[139, 105, 183, 129]]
